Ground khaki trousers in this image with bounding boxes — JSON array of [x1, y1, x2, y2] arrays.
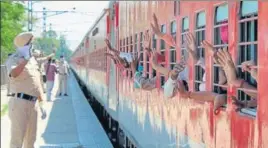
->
[[58, 74, 67, 94], [8, 97, 38, 148]]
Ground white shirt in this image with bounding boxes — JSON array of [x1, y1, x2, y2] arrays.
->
[[119, 52, 133, 63]]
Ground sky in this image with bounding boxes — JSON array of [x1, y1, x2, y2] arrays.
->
[[30, 1, 110, 51]]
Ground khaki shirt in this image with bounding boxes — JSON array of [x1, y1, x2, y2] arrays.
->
[[6, 53, 43, 97], [58, 61, 69, 75], [36, 57, 47, 75]]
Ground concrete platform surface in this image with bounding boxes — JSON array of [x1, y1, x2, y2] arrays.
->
[[1, 73, 113, 148]]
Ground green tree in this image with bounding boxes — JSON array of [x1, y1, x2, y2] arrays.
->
[[56, 35, 73, 61], [0, 0, 27, 63], [34, 30, 60, 55], [34, 31, 73, 61]]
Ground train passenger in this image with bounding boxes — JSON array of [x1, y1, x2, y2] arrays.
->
[[148, 40, 227, 113], [131, 53, 157, 90], [105, 39, 132, 69], [216, 48, 257, 110], [176, 48, 257, 112], [151, 14, 206, 91], [131, 31, 165, 91]]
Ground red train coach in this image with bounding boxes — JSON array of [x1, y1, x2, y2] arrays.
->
[[71, 1, 268, 148]]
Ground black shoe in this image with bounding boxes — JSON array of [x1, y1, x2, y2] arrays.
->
[[64, 94, 68, 96], [59, 93, 62, 96]]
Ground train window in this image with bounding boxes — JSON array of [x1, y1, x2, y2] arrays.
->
[[145, 30, 150, 78], [139, 32, 144, 74], [213, 4, 228, 94], [170, 21, 177, 69], [152, 34, 157, 77], [171, 21, 177, 43], [135, 33, 138, 53], [173, 1, 180, 16], [194, 11, 206, 91], [152, 34, 157, 49], [181, 17, 189, 61], [130, 36, 133, 44], [126, 37, 129, 46], [130, 36, 134, 78], [94, 40, 96, 50], [241, 1, 258, 17], [237, 1, 258, 115], [160, 24, 166, 86], [160, 24, 166, 50], [215, 4, 228, 23]]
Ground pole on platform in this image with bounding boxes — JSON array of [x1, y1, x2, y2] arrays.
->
[[43, 7, 47, 37], [27, 1, 33, 31]]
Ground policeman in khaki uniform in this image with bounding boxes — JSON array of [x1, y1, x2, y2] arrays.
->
[[58, 55, 69, 96], [33, 49, 56, 93], [6, 32, 47, 148]]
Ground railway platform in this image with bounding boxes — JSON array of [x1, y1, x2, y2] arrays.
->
[[1, 72, 113, 148]]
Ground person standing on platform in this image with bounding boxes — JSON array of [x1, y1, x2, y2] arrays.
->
[[5, 32, 47, 148], [33, 49, 56, 94], [58, 55, 69, 96], [44, 58, 57, 101]]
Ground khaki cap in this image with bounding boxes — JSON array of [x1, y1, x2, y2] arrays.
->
[[14, 32, 34, 48]]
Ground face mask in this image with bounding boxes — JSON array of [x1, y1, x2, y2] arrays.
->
[[17, 45, 32, 59], [220, 24, 228, 44], [137, 65, 143, 72]]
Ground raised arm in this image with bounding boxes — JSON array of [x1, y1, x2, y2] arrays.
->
[[36, 49, 56, 63], [150, 51, 170, 77], [217, 48, 257, 98], [9, 59, 29, 78], [185, 33, 198, 62]]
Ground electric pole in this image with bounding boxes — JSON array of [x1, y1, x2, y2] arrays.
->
[[43, 7, 47, 36], [27, 1, 33, 31]]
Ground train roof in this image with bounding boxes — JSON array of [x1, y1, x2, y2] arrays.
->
[[73, 3, 110, 55]]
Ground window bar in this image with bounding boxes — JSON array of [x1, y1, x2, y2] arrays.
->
[[213, 4, 228, 94], [237, 5, 258, 102]]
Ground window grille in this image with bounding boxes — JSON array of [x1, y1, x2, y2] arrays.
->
[[152, 34, 157, 77], [145, 30, 150, 78], [180, 17, 189, 84], [194, 11, 206, 91], [237, 1, 258, 104], [139, 32, 144, 74], [160, 25, 166, 86], [160, 24, 166, 50], [170, 21, 177, 70], [213, 4, 228, 94], [181, 17, 189, 61]]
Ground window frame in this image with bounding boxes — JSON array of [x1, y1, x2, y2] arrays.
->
[[236, 1, 258, 116], [170, 20, 177, 70], [160, 23, 167, 87], [194, 10, 206, 91], [212, 3, 229, 95]]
